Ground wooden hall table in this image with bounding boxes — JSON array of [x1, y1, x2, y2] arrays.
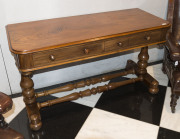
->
[[6, 8, 170, 131]]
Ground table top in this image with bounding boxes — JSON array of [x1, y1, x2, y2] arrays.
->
[[6, 8, 170, 54]]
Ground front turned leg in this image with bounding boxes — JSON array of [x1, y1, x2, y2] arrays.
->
[[137, 46, 159, 94], [170, 94, 179, 113], [20, 72, 42, 131]]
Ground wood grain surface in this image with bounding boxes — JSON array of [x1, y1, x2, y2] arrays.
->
[[6, 8, 170, 54]]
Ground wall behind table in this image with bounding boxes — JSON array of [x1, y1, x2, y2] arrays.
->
[[0, 2, 12, 95], [0, 0, 168, 94]]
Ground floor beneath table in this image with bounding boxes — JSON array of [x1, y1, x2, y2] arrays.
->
[[3, 62, 180, 139]]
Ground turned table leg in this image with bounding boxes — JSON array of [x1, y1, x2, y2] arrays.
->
[[137, 46, 149, 78], [126, 47, 159, 94], [137, 47, 159, 94], [20, 72, 42, 131]]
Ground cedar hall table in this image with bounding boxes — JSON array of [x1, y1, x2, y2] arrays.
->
[[6, 8, 170, 131]]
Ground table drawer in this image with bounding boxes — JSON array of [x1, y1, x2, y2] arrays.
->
[[33, 42, 103, 67], [129, 29, 162, 46], [104, 35, 129, 51], [104, 29, 162, 52]]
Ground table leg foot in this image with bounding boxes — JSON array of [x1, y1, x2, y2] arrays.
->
[[126, 60, 159, 94], [30, 114, 42, 131], [143, 73, 159, 94], [20, 72, 42, 131]]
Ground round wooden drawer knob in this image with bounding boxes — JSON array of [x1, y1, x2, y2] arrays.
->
[[117, 42, 123, 47], [145, 36, 151, 41], [49, 54, 55, 61], [84, 48, 89, 54]]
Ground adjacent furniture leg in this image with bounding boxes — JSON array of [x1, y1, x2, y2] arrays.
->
[[0, 114, 24, 139], [162, 61, 167, 74], [162, 47, 180, 113], [170, 72, 180, 113], [0, 114, 8, 129], [20, 72, 42, 131], [0, 92, 24, 139], [170, 93, 179, 113]]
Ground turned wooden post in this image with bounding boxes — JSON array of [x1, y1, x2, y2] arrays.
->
[[20, 72, 42, 131], [36, 69, 134, 98], [37, 77, 141, 109], [137, 46, 149, 78]]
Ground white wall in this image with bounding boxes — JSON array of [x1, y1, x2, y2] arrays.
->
[[0, 46, 11, 95], [0, 1, 12, 95], [0, 0, 168, 94]]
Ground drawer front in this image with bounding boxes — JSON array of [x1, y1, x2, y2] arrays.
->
[[104, 35, 129, 51], [129, 29, 162, 46], [104, 29, 162, 52], [33, 42, 103, 67]]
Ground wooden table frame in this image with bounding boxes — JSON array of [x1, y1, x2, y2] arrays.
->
[[6, 8, 170, 131]]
